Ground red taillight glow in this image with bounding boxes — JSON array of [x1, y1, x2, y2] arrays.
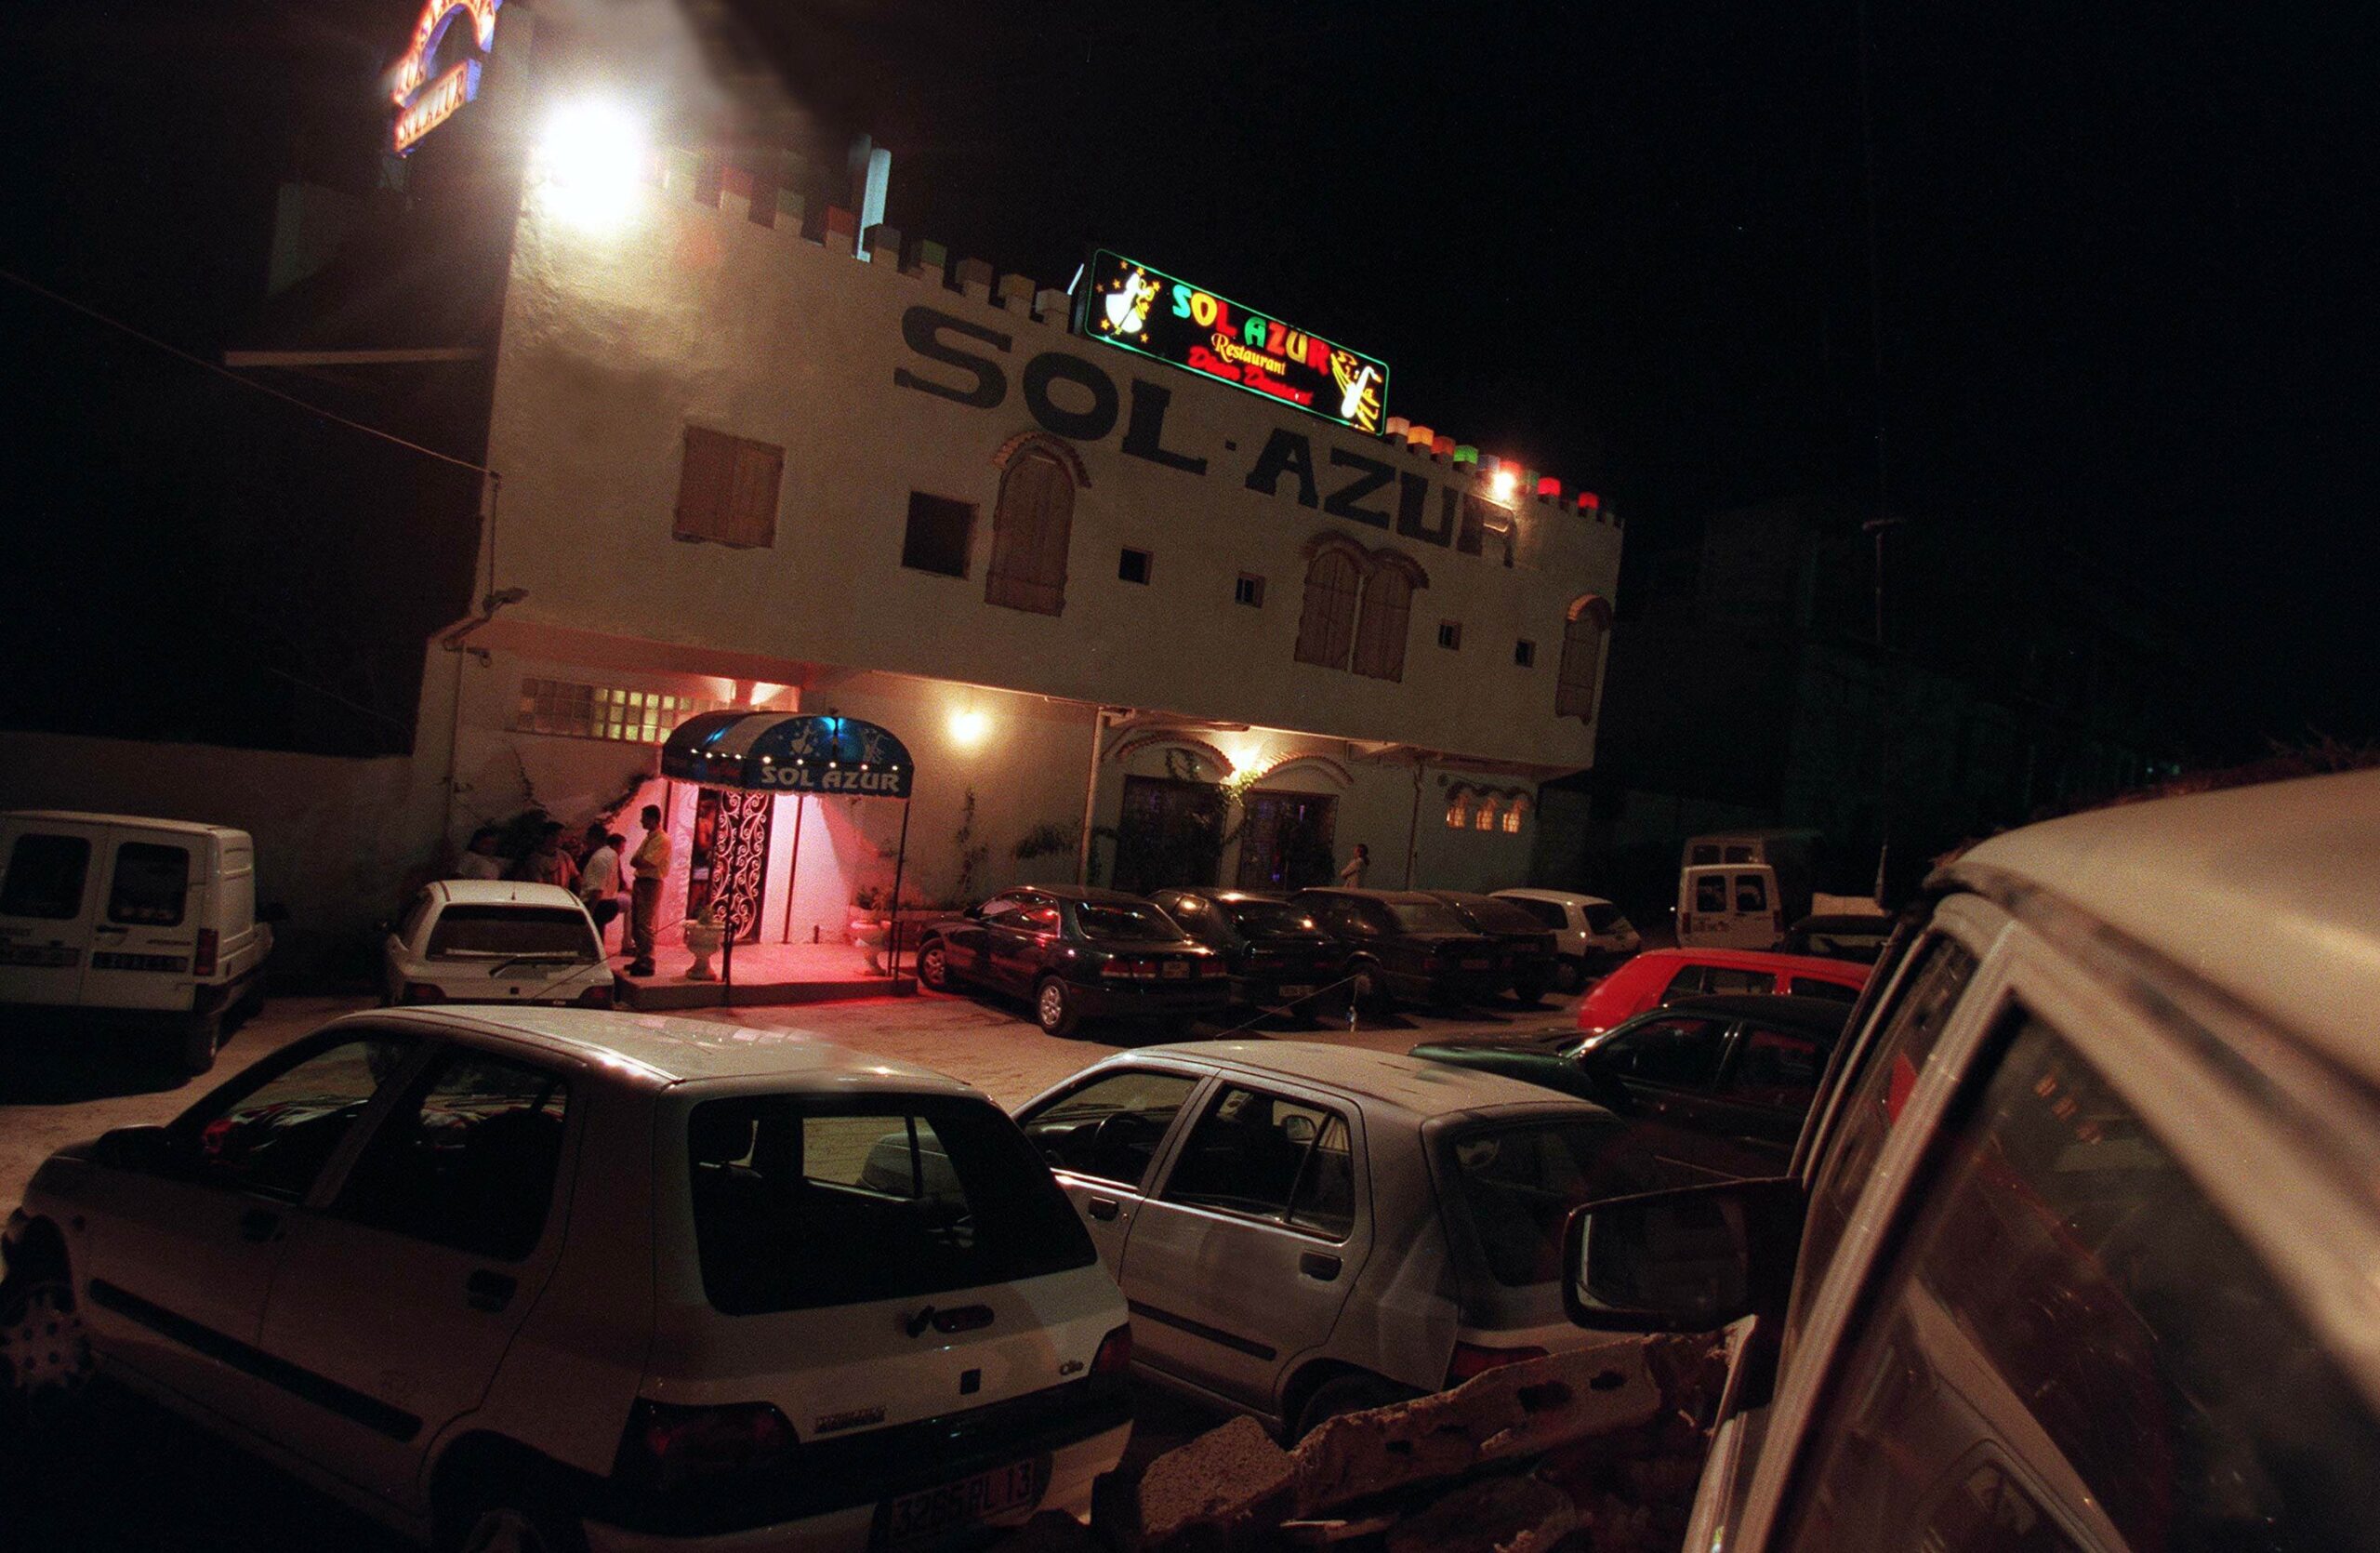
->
[[1092, 1323, 1132, 1376], [400, 981, 445, 1003], [617, 1399, 796, 1493], [1446, 1342, 1547, 1387], [193, 928, 218, 977]]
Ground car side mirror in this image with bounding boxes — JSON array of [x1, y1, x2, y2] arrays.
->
[[1563, 1177, 1802, 1332], [94, 1124, 183, 1176]]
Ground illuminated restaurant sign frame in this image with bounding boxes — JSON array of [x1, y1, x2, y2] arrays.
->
[[1076, 250, 1390, 434], [390, 0, 501, 155]]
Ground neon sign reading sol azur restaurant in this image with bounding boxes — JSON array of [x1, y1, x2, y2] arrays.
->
[[390, 0, 500, 155], [1078, 251, 1390, 435]]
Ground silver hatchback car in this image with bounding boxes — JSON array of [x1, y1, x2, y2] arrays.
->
[[1016, 1042, 1669, 1440]]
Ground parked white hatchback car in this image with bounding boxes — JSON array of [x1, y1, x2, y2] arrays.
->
[[2, 1008, 1132, 1552], [1491, 888, 1641, 988], [1016, 1042, 1675, 1441], [384, 880, 615, 1010], [0, 810, 273, 1073], [1565, 767, 2380, 1552]]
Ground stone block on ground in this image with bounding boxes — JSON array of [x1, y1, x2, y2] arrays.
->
[[1384, 1475, 1578, 1553], [1291, 1336, 1705, 1515], [1094, 1414, 1297, 1553]]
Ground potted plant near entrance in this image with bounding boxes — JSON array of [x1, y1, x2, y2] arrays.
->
[[682, 903, 725, 980]]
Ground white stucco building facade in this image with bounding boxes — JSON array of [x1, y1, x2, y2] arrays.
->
[[419, 132, 1625, 949]]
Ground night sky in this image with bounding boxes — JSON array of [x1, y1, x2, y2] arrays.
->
[[7, 0, 2373, 755]]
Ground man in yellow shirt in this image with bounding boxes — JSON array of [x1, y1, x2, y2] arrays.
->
[[628, 803, 671, 976]]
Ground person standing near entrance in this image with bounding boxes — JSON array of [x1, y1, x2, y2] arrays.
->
[[628, 804, 671, 976], [578, 830, 625, 949], [1339, 843, 1370, 887]]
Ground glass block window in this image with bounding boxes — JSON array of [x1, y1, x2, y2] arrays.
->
[[516, 679, 709, 744]]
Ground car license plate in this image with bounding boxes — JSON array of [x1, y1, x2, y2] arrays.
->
[[877, 1457, 1046, 1548], [1278, 984, 1315, 999], [1461, 959, 1491, 971], [1161, 961, 1188, 978]]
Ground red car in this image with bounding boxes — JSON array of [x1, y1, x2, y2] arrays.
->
[[1577, 946, 1870, 1034]]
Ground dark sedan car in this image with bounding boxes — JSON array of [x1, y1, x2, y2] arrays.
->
[[1421, 890, 1563, 1003], [1286, 887, 1501, 1012], [1408, 993, 1849, 1177], [1148, 888, 1349, 1017], [915, 885, 1227, 1035]]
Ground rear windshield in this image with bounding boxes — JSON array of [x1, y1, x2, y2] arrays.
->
[[1227, 900, 1319, 936], [1448, 896, 1546, 936], [1583, 904, 1624, 933], [1442, 1116, 1649, 1288], [1385, 897, 1470, 934], [687, 1095, 1096, 1315], [426, 905, 597, 960], [1076, 901, 1180, 941]]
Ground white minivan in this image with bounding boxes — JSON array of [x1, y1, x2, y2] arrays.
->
[[1675, 862, 1782, 950], [1568, 767, 2380, 1552], [0, 811, 272, 1074]]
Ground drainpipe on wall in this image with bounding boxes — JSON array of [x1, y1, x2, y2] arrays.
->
[[1404, 755, 1426, 889]]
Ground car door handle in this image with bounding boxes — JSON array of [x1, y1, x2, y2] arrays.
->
[[1085, 1196, 1121, 1222], [238, 1207, 281, 1243], [1299, 1252, 1342, 1281], [466, 1268, 517, 1312]]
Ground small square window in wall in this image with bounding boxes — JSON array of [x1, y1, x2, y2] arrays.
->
[[674, 425, 784, 549], [1514, 639, 1536, 668], [901, 493, 975, 577], [1235, 573, 1265, 608], [1437, 620, 1462, 651], [1118, 548, 1153, 585]]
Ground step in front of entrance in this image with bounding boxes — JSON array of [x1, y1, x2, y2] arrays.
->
[[615, 974, 918, 1012]]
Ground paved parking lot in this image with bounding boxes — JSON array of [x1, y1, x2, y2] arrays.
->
[[0, 982, 1580, 1551]]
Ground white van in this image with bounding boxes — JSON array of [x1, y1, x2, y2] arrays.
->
[[0, 811, 272, 1074], [1676, 862, 1782, 949], [1570, 767, 2380, 1553]]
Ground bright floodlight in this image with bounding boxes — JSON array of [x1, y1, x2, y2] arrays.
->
[[1489, 467, 1519, 502], [948, 709, 990, 747], [539, 99, 646, 232]]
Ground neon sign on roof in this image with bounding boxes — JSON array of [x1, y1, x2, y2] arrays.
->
[[390, 0, 501, 155]]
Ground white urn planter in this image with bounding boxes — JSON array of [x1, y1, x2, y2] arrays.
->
[[849, 913, 891, 975], [682, 917, 725, 980]]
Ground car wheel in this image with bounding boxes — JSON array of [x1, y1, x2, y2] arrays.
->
[[1511, 973, 1553, 1006], [1554, 956, 1587, 994], [1348, 961, 1394, 1016], [0, 1271, 92, 1438], [1035, 976, 1080, 1037], [176, 1014, 221, 1078], [445, 1490, 587, 1553], [1294, 1371, 1417, 1441], [917, 940, 952, 992]]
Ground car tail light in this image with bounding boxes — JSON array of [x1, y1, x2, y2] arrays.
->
[[1195, 957, 1223, 977], [1446, 1342, 1548, 1387], [1092, 1323, 1132, 1376], [575, 983, 614, 1008], [615, 1399, 796, 1494], [193, 928, 218, 977], [400, 981, 445, 1003], [1101, 959, 1157, 979]]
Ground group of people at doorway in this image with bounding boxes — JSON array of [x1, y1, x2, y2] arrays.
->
[[452, 804, 673, 976]]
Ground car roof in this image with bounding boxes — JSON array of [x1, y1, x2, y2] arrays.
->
[[1622, 946, 1868, 979], [429, 879, 588, 909], [1950, 767, 2380, 1084], [1012, 883, 1148, 904], [324, 1006, 982, 1095], [1645, 993, 1853, 1031], [1493, 888, 1618, 909], [2, 810, 247, 842], [1292, 888, 1442, 906], [1151, 1041, 1598, 1121]]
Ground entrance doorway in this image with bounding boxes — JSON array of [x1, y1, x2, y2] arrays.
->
[[686, 787, 772, 944], [1236, 790, 1339, 890], [1113, 776, 1225, 895]]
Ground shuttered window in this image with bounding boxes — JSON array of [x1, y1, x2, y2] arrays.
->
[[1351, 566, 1416, 682], [674, 426, 784, 549], [1556, 596, 1613, 719], [1294, 546, 1363, 669], [985, 448, 1076, 615]]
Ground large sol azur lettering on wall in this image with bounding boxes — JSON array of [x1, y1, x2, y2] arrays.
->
[[892, 306, 1507, 563]]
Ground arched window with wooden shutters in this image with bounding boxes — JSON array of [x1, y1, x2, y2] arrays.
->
[[1294, 536, 1368, 670], [985, 437, 1085, 616], [1556, 594, 1614, 720], [1351, 551, 1429, 682]]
